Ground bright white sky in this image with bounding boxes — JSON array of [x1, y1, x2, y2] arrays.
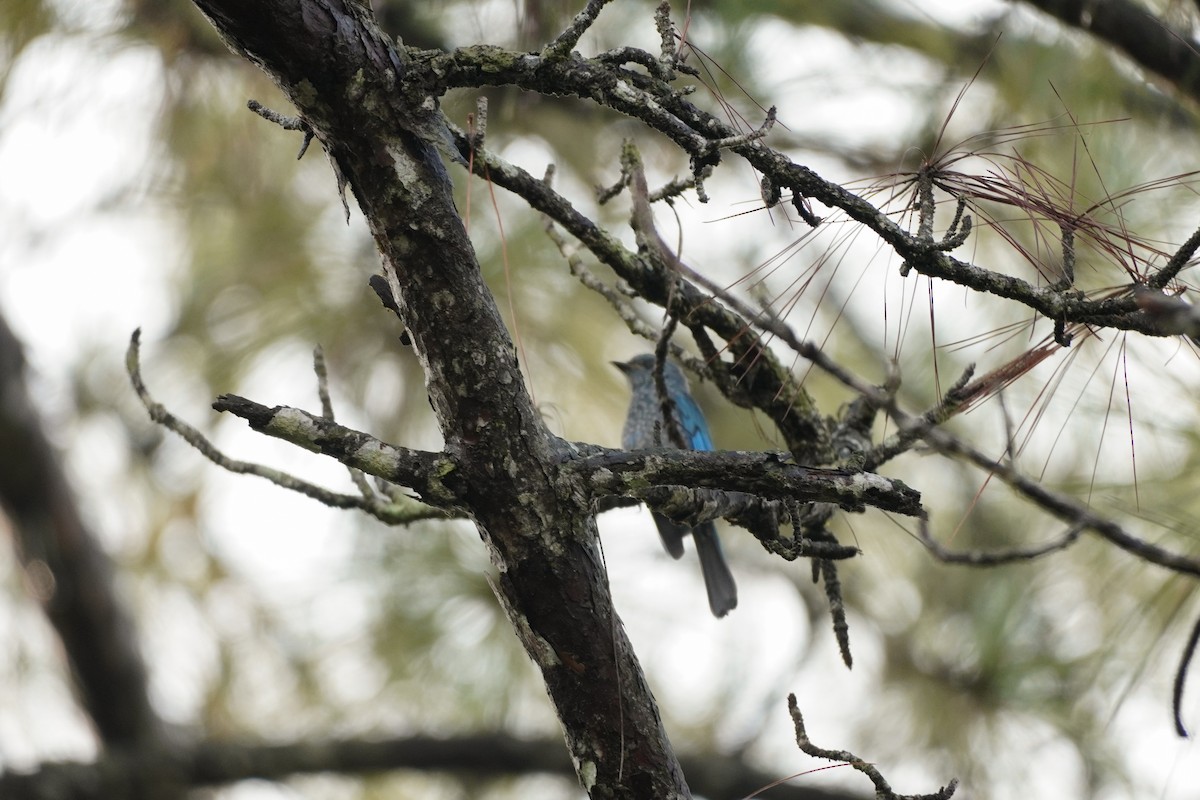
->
[[2, 1, 1199, 798]]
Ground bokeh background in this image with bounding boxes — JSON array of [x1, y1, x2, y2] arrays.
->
[[3, 1, 1200, 798]]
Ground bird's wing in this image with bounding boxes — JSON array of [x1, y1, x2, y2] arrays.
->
[[672, 392, 714, 451]]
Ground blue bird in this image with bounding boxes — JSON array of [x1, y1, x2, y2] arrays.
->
[[613, 354, 738, 617]]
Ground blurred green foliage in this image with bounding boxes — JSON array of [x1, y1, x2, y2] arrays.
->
[[3, 2, 1200, 799]]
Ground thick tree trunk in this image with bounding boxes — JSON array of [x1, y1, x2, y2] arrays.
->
[[187, 1, 689, 796]]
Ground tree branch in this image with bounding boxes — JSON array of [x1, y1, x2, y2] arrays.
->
[[208, 385, 923, 522], [211, 393, 459, 507], [0, 316, 160, 746], [188, 1, 691, 795], [1021, 0, 1200, 104], [575, 447, 923, 518], [0, 733, 867, 800], [415, 42, 1171, 338], [448, 124, 830, 459], [788, 695, 957, 800]]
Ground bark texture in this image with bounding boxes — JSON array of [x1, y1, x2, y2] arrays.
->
[[189, 0, 688, 795]]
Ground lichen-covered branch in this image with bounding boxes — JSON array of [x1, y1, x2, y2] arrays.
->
[[450, 126, 829, 459], [188, 1, 691, 795], [788, 694, 958, 800], [573, 447, 922, 519], [410, 41, 1169, 337]]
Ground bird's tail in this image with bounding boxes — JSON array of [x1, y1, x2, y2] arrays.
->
[[692, 522, 737, 617], [651, 512, 688, 559]]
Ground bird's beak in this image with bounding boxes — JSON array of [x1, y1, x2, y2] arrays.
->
[[611, 360, 630, 374]]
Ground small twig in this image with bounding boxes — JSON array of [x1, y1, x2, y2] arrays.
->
[[654, 1, 675, 64], [596, 46, 677, 82], [247, 99, 315, 159], [696, 106, 776, 156], [691, 162, 711, 203], [331, 157, 351, 223], [1174, 608, 1200, 737], [918, 422, 1200, 578], [596, 170, 629, 205], [760, 174, 781, 209], [747, 498, 856, 561], [1052, 316, 1072, 347], [790, 192, 822, 227], [757, 526, 857, 561], [936, 196, 972, 251], [787, 694, 958, 799], [634, 488, 804, 551], [623, 141, 706, 355], [916, 165, 937, 242], [651, 318, 688, 449], [247, 99, 305, 130], [313, 346, 378, 503], [625, 142, 667, 260], [469, 96, 488, 151], [902, 166, 938, 277], [623, 145, 699, 424], [127, 330, 366, 511], [542, 206, 667, 346], [863, 364, 975, 470], [247, 99, 347, 220], [1055, 222, 1076, 289], [817, 559, 852, 668], [127, 329, 452, 526], [598, 160, 704, 207], [1150, 222, 1200, 289], [675, 289, 1200, 581], [998, 390, 1017, 467], [649, 173, 700, 204], [916, 518, 1085, 565], [368, 274, 412, 345], [541, 0, 615, 61], [830, 397, 876, 469], [313, 345, 335, 419]]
